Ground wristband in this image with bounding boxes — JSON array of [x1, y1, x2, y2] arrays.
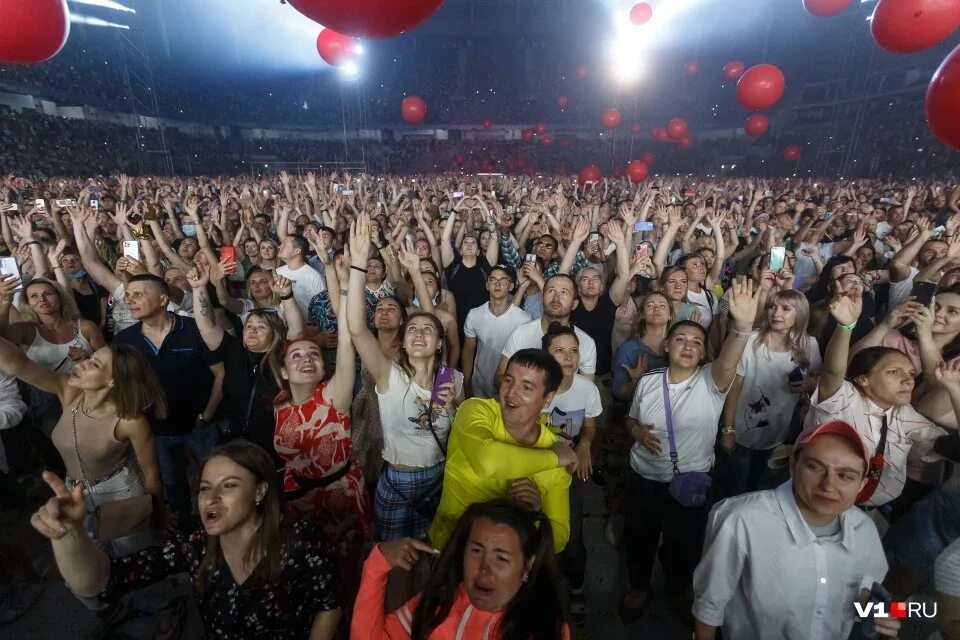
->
[[730, 327, 751, 338], [838, 321, 857, 331], [279, 293, 294, 301], [350, 265, 368, 274], [720, 425, 736, 436]]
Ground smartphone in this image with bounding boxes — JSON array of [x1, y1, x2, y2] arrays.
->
[[0, 203, 17, 212], [405, 232, 416, 245], [89, 198, 99, 210], [219, 246, 236, 263], [342, 190, 355, 196], [0, 257, 22, 291], [53, 199, 76, 208], [262, 189, 269, 197], [822, 211, 834, 220], [910, 280, 937, 306], [588, 232, 600, 244], [524, 253, 537, 264], [934, 225, 947, 236], [122, 240, 140, 261], [453, 192, 464, 198], [431, 366, 455, 405], [634, 244, 651, 261], [858, 581, 893, 639], [634, 221, 655, 232], [787, 366, 805, 384], [34, 198, 45, 210], [770, 246, 786, 273]]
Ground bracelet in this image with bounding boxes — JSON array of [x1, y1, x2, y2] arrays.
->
[[720, 426, 736, 436], [730, 327, 751, 338], [350, 265, 368, 274], [279, 293, 294, 301], [838, 321, 857, 331], [23, 240, 40, 247]]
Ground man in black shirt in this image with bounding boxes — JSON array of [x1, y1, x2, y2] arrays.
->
[[441, 210, 499, 337], [113, 274, 223, 527]]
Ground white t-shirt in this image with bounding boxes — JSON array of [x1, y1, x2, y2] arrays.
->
[[888, 266, 919, 310], [543, 374, 602, 443], [629, 364, 730, 482], [276, 263, 325, 314], [464, 302, 532, 399], [685, 288, 718, 330], [168, 289, 194, 317], [501, 319, 597, 375], [735, 332, 822, 450], [376, 363, 464, 468]]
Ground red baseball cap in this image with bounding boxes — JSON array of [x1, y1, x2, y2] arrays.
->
[[795, 420, 870, 465]]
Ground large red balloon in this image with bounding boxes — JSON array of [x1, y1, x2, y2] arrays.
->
[[286, 0, 443, 39], [723, 60, 746, 80], [542, 135, 554, 147], [482, 119, 492, 129], [316, 28, 356, 66], [803, 0, 852, 17], [745, 113, 770, 137], [782, 145, 803, 161], [666, 118, 688, 140], [642, 152, 655, 165], [401, 95, 427, 124], [679, 135, 694, 149], [652, 127, 670, 142], [601, 108, 622, 129], [871, 0, 960, 54], [630, 122, 643, 135], [926, 43, 960, 150], [736, 64, 786, 111], [684, 61, 700, 76], [0, 0, 69, 64], [535, 122, 547, 135], [626, 160, 649, 182], [557, 95, 569, 108], [630, 2, 653, 25], [576, 66, 588, 79], [522, 129, 535, 141], [578, 165, 602, 185]]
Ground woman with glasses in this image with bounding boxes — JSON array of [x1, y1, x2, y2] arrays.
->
[[186, 264, 304, 463], [348, 214, 463, 543], [808, 256, 877, 354], [211, 266, 285, 325]]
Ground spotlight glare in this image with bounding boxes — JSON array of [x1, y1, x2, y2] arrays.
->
[[340, 61, 360, 79]]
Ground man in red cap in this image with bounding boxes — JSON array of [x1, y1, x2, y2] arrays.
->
[[692, 421, 901, 640]]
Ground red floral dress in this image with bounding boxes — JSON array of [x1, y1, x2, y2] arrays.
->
[[274, 382, 372, 554]]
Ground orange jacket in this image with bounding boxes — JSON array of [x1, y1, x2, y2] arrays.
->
[[350, 546, 571, 640]]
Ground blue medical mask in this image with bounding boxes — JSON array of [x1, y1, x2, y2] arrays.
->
[[182, 224, 197, 237]]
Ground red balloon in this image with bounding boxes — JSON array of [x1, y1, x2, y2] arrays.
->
[[482, 162, 495, 173], [601, 108, 622, 129], [560, 138, 572, 149], [522, 129, 535, 141], [630, 2, 653, 25], [736, 64, 786, 111], [316, 28, 357, 66], [630, 122, 643, 135], [684, 61, 700, 76], [576, 66, 588, 79], [782, 145, 803, 161], [286, 0, 443, 39], [626, 160, 649, 182], [666, 118, 688, 140], [871, 0, 960, 54], [578, 165, 602, 185], [557, 95, 569, 108], [926, 43, 960, 150], [642, 152, 655, 165], [0, 0, 69, 64], [542, 135, 554, 147], [723, 60, 746, 80], [652, 127, 670, 142], [744, 113, 770, 137], [803, 0, 853, 17], [400, 95, 427, 124], [679, 135, 694, 149], [454, 154, 465, 165], [482, 118, 492, 129], [535, 122, 547, 135]]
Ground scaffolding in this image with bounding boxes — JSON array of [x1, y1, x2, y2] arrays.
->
[[117, 16, 173, 176]]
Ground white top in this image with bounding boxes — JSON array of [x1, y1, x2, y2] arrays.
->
[[936, 536, 960, 597], [376, 363, 464, 468], [734, 333, 822, 450], [693, 481, 887, 640], [501, 318, 597, 375], [628, 365, 730, 482], [542, 374, 602, 443], [276, 263, 326, 314], [807, 380, 946, 506], [463, 302, 531, 398], [888, 265, 919, 310], [685, 287, 718, 330], [25, 321, 93, 374], [168, 289, 194, 317], [110, 284, 136, 333], [0, 369, 27, 433]]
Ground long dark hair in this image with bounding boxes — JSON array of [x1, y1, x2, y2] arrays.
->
[[410, 500, 567, 640]]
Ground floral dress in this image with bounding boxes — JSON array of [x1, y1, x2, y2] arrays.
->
[[274, 382, 373, 554], [100, 520, 341, 639]]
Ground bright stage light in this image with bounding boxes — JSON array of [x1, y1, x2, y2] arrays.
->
[[69, 0, 135, 12], [354, 44, 365, 55], [70, 14, 130, 29], [340, 61, 360, 79]]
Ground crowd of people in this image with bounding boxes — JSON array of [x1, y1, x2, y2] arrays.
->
[[2, 169, 960, 640]]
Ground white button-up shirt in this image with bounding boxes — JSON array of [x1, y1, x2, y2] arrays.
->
[[807, 380, 946, 506], [693, 481, 887, 640]]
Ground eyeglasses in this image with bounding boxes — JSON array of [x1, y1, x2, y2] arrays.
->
[[487, 277, 512, 285]]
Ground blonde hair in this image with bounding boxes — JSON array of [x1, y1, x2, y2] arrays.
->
[[18, 278, 81, 324], [754, 289, 811, 369]]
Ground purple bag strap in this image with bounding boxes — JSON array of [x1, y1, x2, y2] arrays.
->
[[662, 372, 681, 474]]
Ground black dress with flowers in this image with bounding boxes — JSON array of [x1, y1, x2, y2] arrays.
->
[[101, 519, 342, 638]]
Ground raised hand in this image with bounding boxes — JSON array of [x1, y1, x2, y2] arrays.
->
[[622, 354, 649, 384], [605, 220, 626, 245], [936, 358, 960, 392], [348, 212, 372, 266], [397, 238, 419, 272], [8, 214, 33, 240], [270, 274, 293, 298], [187, 262, 210, 289], [47, 238, 67, 267], [0, 273, 21, 302], [829, 290, 862, 326], [30, 471, 86, 540], [726, 277, 760, 328], [571, 217, 591, 246]]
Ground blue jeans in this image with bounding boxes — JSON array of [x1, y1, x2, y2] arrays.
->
[[155, 425, 220, 527], [885, 480, 960, 581], [715, 444, 786, 500]]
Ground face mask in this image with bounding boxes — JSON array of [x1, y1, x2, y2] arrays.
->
[[182, 224, 197, 237], [67, 268, 88, 280]]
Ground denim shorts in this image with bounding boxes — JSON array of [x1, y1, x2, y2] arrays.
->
[[885, 477, 960, 580]]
